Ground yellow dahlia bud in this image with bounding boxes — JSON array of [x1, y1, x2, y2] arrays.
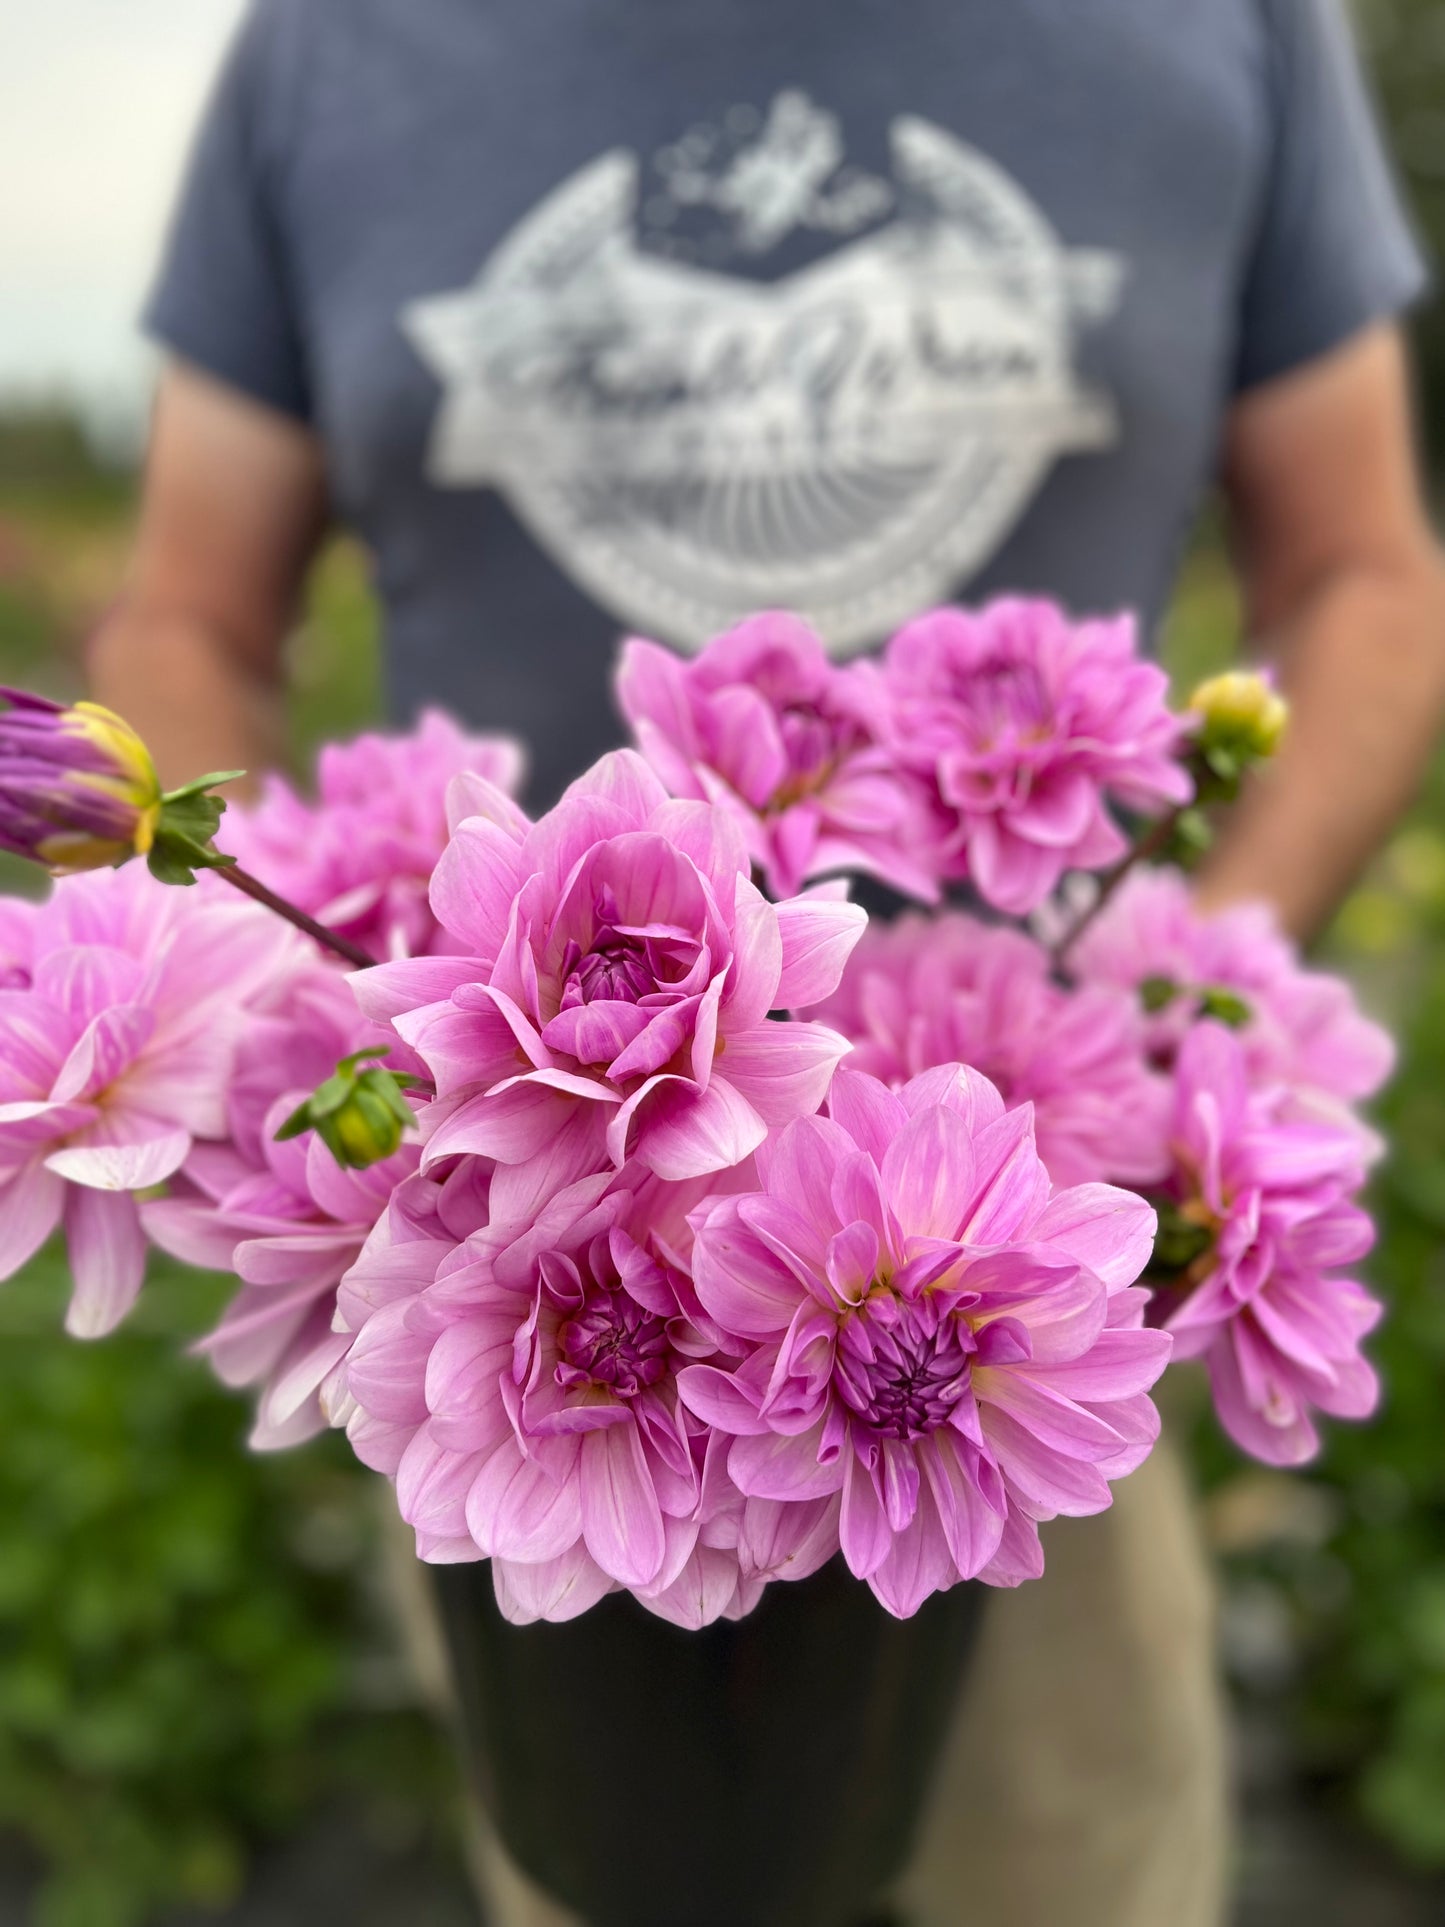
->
[[0, 689, 162, 872], [1188, 670, 1289, 766]]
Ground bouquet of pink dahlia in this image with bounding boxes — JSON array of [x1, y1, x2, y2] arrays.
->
[[0, 618, 1391, 1630]]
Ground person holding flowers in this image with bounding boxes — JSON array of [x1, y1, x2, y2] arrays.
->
[[16, 2, 1444, 1922]]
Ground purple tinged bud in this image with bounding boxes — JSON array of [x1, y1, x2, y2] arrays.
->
[[0, 688, 163, 872]]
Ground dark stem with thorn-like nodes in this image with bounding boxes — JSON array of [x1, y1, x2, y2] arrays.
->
[[1050, 806, 1187, 973], [214, 862, 375, 969]]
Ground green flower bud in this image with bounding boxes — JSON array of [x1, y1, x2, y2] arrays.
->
[[1189, 671, 1289, 769], [1198, 986, 1253, 1029], [276, 1049, 424, 1170], [1150, 1199, 1217, 1277], [1139, 975, 1180, 1014]]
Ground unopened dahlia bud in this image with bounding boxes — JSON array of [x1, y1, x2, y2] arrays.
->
[[0, 688, 163, 872], [1189, 670, 1289, 768], [276, 1049, 423, 1169], [0, 687, 245, 885]]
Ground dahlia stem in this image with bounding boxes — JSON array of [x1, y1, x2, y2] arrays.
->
[[1051, 807, 1185, 971], [214, 862, 375, 969]]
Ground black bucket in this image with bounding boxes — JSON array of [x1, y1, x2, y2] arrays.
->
[[430, 1557, 984, 1927]]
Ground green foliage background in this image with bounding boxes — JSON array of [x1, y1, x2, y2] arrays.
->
[[3, 12, 1445, 1912]]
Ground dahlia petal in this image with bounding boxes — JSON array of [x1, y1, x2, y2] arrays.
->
[[1024, 1326, 1173, 1400], [485, 1108, 610, 1224], [1032, 1184, 1159, 1292], [1008, 769, 1096, 848], [46, 1129, 192, 1192], [774, 893, 868, 1009], [401, 995, 542, 1095], [723, 876, 784, 1030], [429, 816, 527, 956], [63, 1185, 146, 1338], [1207, 1329, 1318, 1467], [466, 1439, 584, 1563], [975, 1266, 1111, 1365], [194, 1278, 322, 1384], [976, 1505, 1047, 1587], [580, 1421, 667, 1585], [492, 1545, 617, 1625], [33, 944, 144, 1026], [629, 1075, 766, 1180], [719, 1020, 850, 1128], [691, 1204, 807, 1337], [824, 1068, 909, 1166], [444, 767, 531, 840], [397, 1425, 488, 1541], [754, 1114, 853, 1243], [966, 816, 1065, 916], [971, 1367, 1129, 1461], [728, 1421, 840, 1501], [344, 1301, 433, 1426], [649, 798, 751, 902], [839, 1448, 893, 1579], [867, 1492, 959, 1618], [50, 1005, 155, 1104], [676, 1363, 771, 1435], [920, 1431, 1007, 1578], [881, 1105, 975, 1241], [254, 1322, 351, 1442], [0, 1159, 64, 1279], [231, 1230, 360, 1289], [615, 638, 702, 759], [350, 956, 483, 1025], [737, 1493, 841, 1585], [979, 1407, 1114, 1517], [562, 748, 670, 825], [420, 1080, 577, 1169], [958, 1107, 1049, 1244], [639, 1543, 744, 1629]]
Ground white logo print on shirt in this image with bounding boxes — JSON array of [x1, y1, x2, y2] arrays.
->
[[404, 94, 1124, 654]]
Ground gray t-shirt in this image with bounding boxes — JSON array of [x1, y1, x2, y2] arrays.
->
[[147, 0, 1425, 806]]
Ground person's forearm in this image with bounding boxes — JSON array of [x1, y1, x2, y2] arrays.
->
[[1194, 553, 1445, 942], [86, 601, 286, 796]]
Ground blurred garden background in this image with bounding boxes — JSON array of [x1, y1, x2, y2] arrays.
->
[[5, 3, 1445, 1924]]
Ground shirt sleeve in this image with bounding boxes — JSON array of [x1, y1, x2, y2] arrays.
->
[[142, 0, 313, 422], [1234, 0, 1429, 392]]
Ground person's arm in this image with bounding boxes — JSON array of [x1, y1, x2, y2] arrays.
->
[[1194, 322, 1445, 942], [87, 361, 330, 790]]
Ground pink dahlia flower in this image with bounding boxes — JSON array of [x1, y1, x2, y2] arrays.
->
[[805, 911, 1169, 1189], [1069, 867, 1394, 1115], [227, 709, 525, 960], [142, 962, 424, 1446], [616, 616, 938, 902], [333, 1162, 824, 1625], [682, 1065, 1169, 1617], [1161, 1023, 1381, 1466], [0, 864, 304, 1336], [881, 600, 1192, 915], [353, 750, 865, 1218]]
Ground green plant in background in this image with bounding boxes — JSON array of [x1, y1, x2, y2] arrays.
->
[[0, 1248, 458, 1927]]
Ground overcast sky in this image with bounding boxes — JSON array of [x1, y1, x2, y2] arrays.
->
[[0, 0, 243, 436]]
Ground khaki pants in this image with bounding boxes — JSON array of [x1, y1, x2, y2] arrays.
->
[[385, 1431, 1229, 1927]]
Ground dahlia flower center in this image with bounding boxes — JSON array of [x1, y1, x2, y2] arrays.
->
[[959, 655, 1053, 750], [769, 704, 843, 809], [557, 1285, 670, 1399], [833, 1295, 975, 1441], [561, 929, 655, 1007]]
